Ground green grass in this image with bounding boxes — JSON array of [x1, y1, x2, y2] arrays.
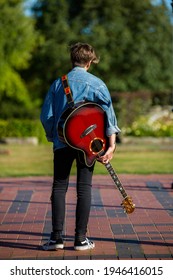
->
[[96, 143, 173, 174], [0, 144, 53, 177], [0, 143, 172, 177]]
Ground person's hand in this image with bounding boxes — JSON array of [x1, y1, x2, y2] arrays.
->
[[97, 145, 115, 164]]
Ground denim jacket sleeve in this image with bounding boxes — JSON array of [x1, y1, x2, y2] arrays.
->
[[40, 83, 55, 142], [95, 84, 121, 136]]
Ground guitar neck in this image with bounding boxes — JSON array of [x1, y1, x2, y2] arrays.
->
[[105, 162, 127, 199]]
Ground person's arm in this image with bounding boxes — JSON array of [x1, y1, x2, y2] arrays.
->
[[40, 84, 55, 142], [95, 84, 120, 164], [98, 133, 116, 164]]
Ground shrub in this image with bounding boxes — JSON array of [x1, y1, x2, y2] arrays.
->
[[113, 91, 152, 128], [0, 119, 47, 143], [123, 107, 173, 137]]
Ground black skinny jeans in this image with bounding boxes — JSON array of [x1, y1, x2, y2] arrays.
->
[[51, 147, 95, 238]]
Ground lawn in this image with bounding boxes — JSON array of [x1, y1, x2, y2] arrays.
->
[[0, 142, 172, 177]]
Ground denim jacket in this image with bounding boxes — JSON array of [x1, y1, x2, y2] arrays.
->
[[40, 67, 121, 151]]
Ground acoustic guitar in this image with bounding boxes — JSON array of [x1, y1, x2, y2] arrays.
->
[[58, 101, 135, 214]]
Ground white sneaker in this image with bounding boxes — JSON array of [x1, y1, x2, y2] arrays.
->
[[74, 238, 95, 251]]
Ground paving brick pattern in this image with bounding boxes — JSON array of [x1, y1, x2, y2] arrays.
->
[[0, 174, 172, 260]]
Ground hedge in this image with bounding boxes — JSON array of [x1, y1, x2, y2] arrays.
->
[[0, 112, 172, 144], [0, 119, 47, 143], [122, 115, 173, 137]]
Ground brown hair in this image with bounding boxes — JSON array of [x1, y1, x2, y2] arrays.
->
[[70, 42, 100, 67]]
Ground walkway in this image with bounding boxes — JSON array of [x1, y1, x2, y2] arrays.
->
[[0, 174, 173, 260]]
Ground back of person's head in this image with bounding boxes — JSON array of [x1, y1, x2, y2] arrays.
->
[[70, 42, 100, 67]]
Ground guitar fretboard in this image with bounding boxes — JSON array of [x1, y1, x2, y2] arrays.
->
[[105, 162, 127, 199]]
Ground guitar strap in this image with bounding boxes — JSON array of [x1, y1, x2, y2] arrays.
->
[[61, 75, 74, 108], [61, 74, 85, 164]]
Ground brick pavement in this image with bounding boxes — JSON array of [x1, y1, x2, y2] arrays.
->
[[0, 174, 173, 260]]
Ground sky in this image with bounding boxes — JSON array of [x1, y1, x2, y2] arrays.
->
[[154, 0, 172, 9]]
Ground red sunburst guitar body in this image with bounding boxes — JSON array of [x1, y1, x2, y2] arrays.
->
[[57, 101, 135, 214], [58, 102, 108, 167]]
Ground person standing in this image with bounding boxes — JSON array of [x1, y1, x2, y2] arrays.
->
[[40, 42, 120, 251]]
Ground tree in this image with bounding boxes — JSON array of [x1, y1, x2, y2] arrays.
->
[[0, 0, 38, 119], [69, 0, 173, 92], [24, 0, 75, 99], [27, 0, 172, 98]]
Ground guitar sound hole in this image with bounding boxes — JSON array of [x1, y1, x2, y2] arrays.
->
[[90, 138, 104, 153]]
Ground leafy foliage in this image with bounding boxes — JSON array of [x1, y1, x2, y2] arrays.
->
[[0, 119, 46, 143], [25, 0, 173, 99], [71, 0, 173, 91], [0, 0, 38, 118], [123, 106, 173, 137], [0, 0, 172, 121], [24, 0, 76, 98]]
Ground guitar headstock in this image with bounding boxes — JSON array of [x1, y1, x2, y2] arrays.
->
[[121, 196, 135, 214]]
